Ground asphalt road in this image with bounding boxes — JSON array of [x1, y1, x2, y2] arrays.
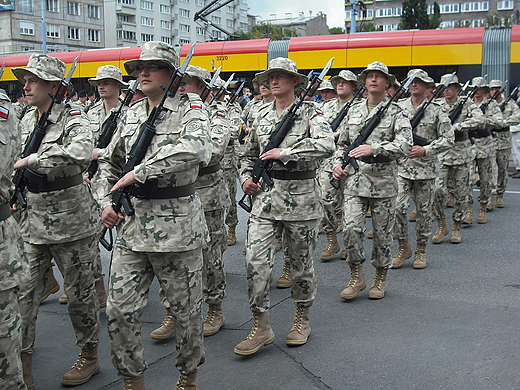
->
[[32, 174, 520, 390]]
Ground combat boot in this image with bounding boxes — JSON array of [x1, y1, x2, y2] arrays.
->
[[340, 264, 367, 300], [61, 345, 100, 386], [21, 353, 35, 390], [486, 195, 495, 211], [286, 306, 311, 346], [391, 239, 413, 269], [234, 311, 275, 356], [368, 268, 388, 299], [59, 292, 68, 304], [365, 207, 372, 218], [462, 205, 473, 224], [451, 221, 462, 244], [123, 376, 145, 390], [340, 248, 346, 260], [227, 226, 236, 246], [175, 372, 198, 390], [496, 194, 505, 208], [317, 219, 323, 234], [477, 203, 487, 224], [320, 231, 340, 261], [413, 243, 427, 269], [276, 261, 291, 289], [275, 238, 282, 252], [447, 192, 455, 208], [203, 303, 225, 337], [432, 218, 448, 244], [151, 309, 175, 340], [40, 267, 60, 302], [408, 208, 417, 222], [96, 279, 107, 309], [367, 228, 374, 239]]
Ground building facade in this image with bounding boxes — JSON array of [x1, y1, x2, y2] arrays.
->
[[255, 12, 330, 37]]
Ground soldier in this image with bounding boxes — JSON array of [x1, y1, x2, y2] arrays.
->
[[488, 80, 520, 208], [70, 90, 88, 112], [0, 87, 29, 390], [95, 41, 211, 389], [332, 61, 412, 300], [12, 54, 101, 388], [12, 91, 28, 120], [433, 74, 483, 244], [235, 57, 335, 355], [316, 79, 337, 106], [391, 69, 453, 269]]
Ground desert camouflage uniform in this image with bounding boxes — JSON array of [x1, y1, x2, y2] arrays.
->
[[0, 91, 29, 390], [395, 99, 453, 244], [223, 101, 241, 230], [242, 98, 264, 128], [17, 102, 101, 356], [240, 99, 335, 312], [95, 92, 211, 379], [468, 99, 504, 205], [12, 102, 27, 121], [334, 98, 412, 268], [70, 99, 88, 112], [434, 98, 483, 222]]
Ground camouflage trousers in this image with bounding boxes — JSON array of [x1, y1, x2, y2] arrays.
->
[[107, 245, 204, 378], [342, 195, 395, 269], [0, 288, 26, 390], [318, 168, 344, 233], [19, 235, 100, 354], [512, 132, 520, 170], [394, 177, 435, 245], [494, 147, 510, 195], [223, 167, 239, 228], [468, 157, 493, 205], [434, 163, 472, 222], [202, 208, 227, 305], [246, 216, 317, 312]]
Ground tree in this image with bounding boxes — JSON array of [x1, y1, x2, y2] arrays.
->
[[359, 22, 381, 32], [429, 2, 441, 29], [399, 0, 431, 30], [329, 27, 345, 34]]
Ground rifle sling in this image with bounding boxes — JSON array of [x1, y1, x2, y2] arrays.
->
[[0, 202, 11, 222], [454, 131, 468, 142], [26, 173, 83, 193], [492, 127, 510, 133], [267, 170, 316, 180], [198, 163, 221, 176], [469, 129, 491, 139], [128, 182, 195, 199]]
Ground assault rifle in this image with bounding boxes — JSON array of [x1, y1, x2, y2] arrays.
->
[[499, 84, 520, 112], [228, 81, 245, 106], [11, 57, 78, 210], [86, 80, 139, 180], [200, 66, 221, 102], [238, 57, 335, 213], [410, 72, 456, 146], [329, 86, 366, 133], [480, 80, 506, 114], [448, 74, 487, 125], [209, 73, 234, 105], [99, 44, 195, 251], [330, 71, 417, 190]]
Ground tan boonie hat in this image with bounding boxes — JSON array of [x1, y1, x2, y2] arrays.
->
[[440, 73, 461, 87], [185, 65, 211, 83], [122, 79, 142, 93], [211, 77, 230, 94], [402, 69, 435, 88], [256, 57, 308, 90], [330, 70, 360, 90], [489, 79, 503, 89], [12, 54, 66, 83], [317, 79, 334, 92], [88, 65, 128, 87], [469, 76, 489, 89], [252, 77, 260, 92], [358, 61, 396, 86]]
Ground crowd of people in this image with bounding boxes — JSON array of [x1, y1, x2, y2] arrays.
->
[[1, 39, 520, 390]]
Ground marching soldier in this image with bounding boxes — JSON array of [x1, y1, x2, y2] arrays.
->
[[316, 79, 337, 106]]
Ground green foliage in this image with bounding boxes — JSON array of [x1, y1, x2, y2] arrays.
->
[[429, 2, 441, 29], [359, 22, 381, 32], [399, 0, 431, 30], [329, 27, 346, 35]]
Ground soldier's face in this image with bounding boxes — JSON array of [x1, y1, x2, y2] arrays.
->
[[179, 77, 204, 96], [259, 84, 272, 98], [23, 74, 55, 109], [96, 79, 121, 100], [409, 78, 427, 96], [268, 71, 298, 97], [364, 71, 388, 94], [138, 62, 174, 98], [336, 79, 354, 97], [320, 89, 336, 102], [444, 85, 459, 101]]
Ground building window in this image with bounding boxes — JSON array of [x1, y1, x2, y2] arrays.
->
[[141, 16, 154, 26], [118, 30, 136, 40], [160, 4, 171, 14], [179, 24, 190, 32], [381, 24, 398, 32], [47, 24, 60, 38], [67, 2, 80, 15], [88, 29, 100, 42], [179, 8, 190, 18], [440, 20, 457, 28], [240, 22, 247, 30], [226, 5, 234, 13], [196, 26, 205, 35], [20, 20, 35, 35], [20, 0, 34, 13], [161, 20, 172, 29], [88, 5, 100, 18], [22, 45, 35, 51], [212, 16, 221, 24], [497, 0, 513, 10], [195, 0, 204, 6], [471, 19, 486, 27], [179, 38, 190, 44], [117, 0, 135, 4], [180, 0, 189, 2], [161, 36, 173, 44], [461, 2, 488, 12], [212, 29, 222, 39], [439, 3, 459, 13], [46, 0, 59, 12], [140, 0, 153, 10], [226, 19, 234, 28], [118, 14, 131, 22], [240, 9, 247, 17], [68, 27, 80, 40], [141, 33, 154, 42]]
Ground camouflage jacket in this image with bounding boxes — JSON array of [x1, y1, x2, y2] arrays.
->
[[438, 97, 482, 166], [195, 100, 231, 211], [492, 99, 520, 150], [12, 101, 27, 120], [18, 103, 99, 244], [95, 92, 212, 252], [0, 94, 28, 290], [221, 101, 241, 170], [472, 99, 504, 159], [242, 98, 264, 128], [87, 99, 127, 145], [334, 97, 413, 198], [397, 98, 454, 180], [240, 99, 335, 221]]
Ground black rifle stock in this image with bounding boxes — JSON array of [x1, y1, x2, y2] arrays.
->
[[480, 85, 505, 114], [499, 84, 520, 112], [410, 84, 450, 146], [329, 86, 366, 133]]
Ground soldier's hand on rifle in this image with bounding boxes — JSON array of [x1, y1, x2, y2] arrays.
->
[[260, 148, 281, 161], [407, 145, 425, 159], [101, 205, 124, 229], [332, 165, 349, 180], [242, 179, 261, 196], [110, 170, 137, 193], [348, 144, 372, 158], [92, 148, 100, 161], [14, 157, 29, 170]]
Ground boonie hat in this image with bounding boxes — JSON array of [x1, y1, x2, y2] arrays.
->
[[440, 73, 461, 87], [122, 79, 142, 93], [89, 65, 128, 87], [256, 57, 308, 90], [211, 77, 230, 94], [12, 54, 66, 83], [330, 70, 360, 90], [185, 65, 211, 83], [402, 69, 435, 88], [252, 77, 260, 92], [489, 79, 503, 89], [358, 61, 396, 86], [317, 79, 335, 92], [469, 76, 489, 89]]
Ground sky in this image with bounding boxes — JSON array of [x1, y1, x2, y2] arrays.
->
[[247, 0, 346, 30]]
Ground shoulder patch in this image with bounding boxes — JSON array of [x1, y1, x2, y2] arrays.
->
[[441, 108, 447, 113], [402, 111, 409, 118], [0, 106, 9, 119], [315, 108, 324, 115], [70, 109, 82, 116], [217, 111, 226, 118], [190, 103, 203, 109]]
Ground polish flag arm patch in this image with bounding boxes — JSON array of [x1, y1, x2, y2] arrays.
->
[[191, 104, 203, 109], [70, 110, 82, 116], [402, 111, 409, 118], [0, 106, 8, 119]]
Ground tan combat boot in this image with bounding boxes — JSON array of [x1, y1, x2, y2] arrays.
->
[[367, 228, 374, 239], [447, 192, 455, 208], [276, 261, 291, 289], [317, 219, 323, 234], [340, 264, 367, 300], [234, 312, 275, 356], [463, 205, 473, 225], [486, 195, 495, 211], [413, 243, 427, 269], [286, 306, 311, 346], [227, 226, 236, 246], [365, 207, 372, 218], [477, 203, 488, 224], [496, 194, 505, 208], [96, 279, 107, 309], [275, 237, 283, 252], [40, 267, 60, 302], [391, 239, 413, 269], [176, 372, 198, 390], [151, 309, 175, 340], [368, 268, 388, 299], [320, 231, 340, 261], [408, 208, 417, 222], [21, 352, 35, 390], [61, 345, 100, 386], [340, 248, 346, 260], [203, 303, 225, 337], [432, 218, 448, 244], [451, 221, 462, 244], [124, 376, 145, 390], [59, 292, 68, 304]]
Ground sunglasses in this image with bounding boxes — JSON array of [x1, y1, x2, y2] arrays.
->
[[135, 64, 170, 72]]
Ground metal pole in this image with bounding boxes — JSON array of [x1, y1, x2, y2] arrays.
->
[[350, 0, 356, 34], [41, 0, 47, 54]]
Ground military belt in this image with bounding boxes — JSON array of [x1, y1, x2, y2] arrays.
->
[[469, 129, 491, 139], [27, 173, 83, 193], [492, 127, 510, 133], [360, 155, 392, 164], [198, 163, 221, 176], [0, 202, 11, 222], [454, 131, 468, 142], [268, 170, 316, 180], [128, 182, 195, 199]]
